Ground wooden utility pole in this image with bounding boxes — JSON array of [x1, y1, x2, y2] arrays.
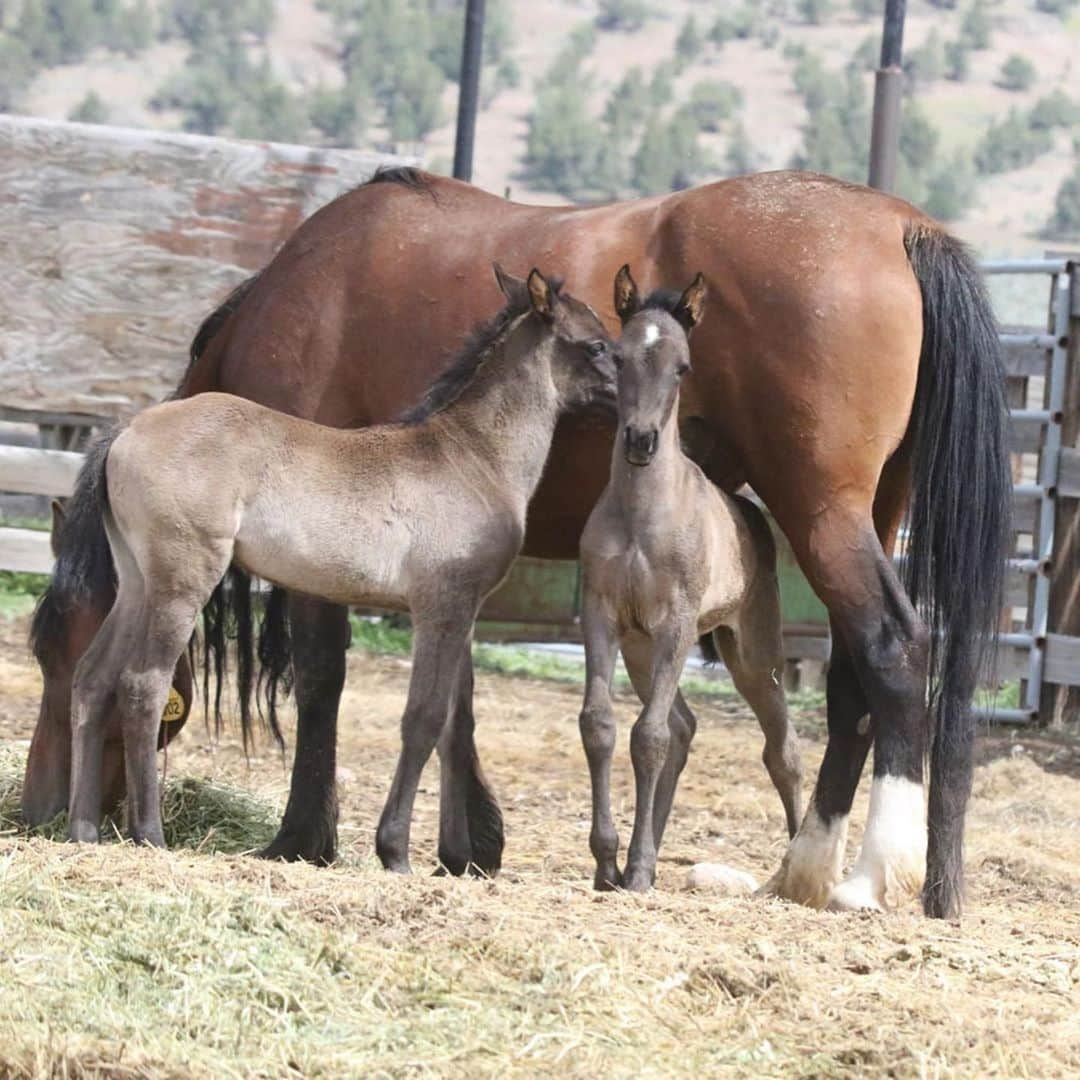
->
[[867, 0, 906, 191], [452, 0, 486, 182]]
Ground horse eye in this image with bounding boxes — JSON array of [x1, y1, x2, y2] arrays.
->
[[676, 363, 691, 377], [586, 340, 607, 358]]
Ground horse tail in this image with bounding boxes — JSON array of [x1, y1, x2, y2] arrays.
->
[[903, 224, 1011, 919], [29, 428, 121, 666], [200, 573, 290, 752]]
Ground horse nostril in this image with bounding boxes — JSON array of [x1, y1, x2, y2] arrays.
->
[[648, 430, 658, 454]]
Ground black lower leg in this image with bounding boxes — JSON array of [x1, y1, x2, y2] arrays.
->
[[260, 596, 349, 865]]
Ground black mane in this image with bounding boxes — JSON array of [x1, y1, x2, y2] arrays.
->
[[363, 165, 436, 197], [399, 279, 563, 424]]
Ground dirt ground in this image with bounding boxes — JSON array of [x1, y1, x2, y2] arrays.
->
[[1, 609, 1079, 1076]]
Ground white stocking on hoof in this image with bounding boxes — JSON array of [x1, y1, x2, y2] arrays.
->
[[827, 776, 925, 912], [757, 804, 848, 909]]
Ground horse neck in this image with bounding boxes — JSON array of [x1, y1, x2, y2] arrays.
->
[[610, 403, 686, 527], [434, 324, 561, 504]]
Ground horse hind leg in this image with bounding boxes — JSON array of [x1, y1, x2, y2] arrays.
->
[[765, 500, 927, 913]]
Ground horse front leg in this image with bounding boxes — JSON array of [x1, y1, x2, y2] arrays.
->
[[376, 614, 475, 874], [260, 594, 350, 865], [623, 624, 695, 892], [578, 589, 622, 890], [435, 653, 505, 876]]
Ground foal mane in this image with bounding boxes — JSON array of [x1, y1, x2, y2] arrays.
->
[[398, 278, 564, 424]]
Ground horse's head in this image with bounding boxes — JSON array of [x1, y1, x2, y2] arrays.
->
[[22, 500, 192, 827], [493, 265, 617, 412], [612, 265, 707, 466]]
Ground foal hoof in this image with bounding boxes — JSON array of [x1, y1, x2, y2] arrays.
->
[[621, 865, 654, 893], [684, 863, 758, 895], [69, 819, 100, 844], [593, 866, 623, 892]]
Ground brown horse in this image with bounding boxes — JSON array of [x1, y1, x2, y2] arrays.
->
[[26, 168, 1009, 918]]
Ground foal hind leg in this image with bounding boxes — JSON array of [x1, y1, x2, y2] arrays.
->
[[714, 613, 803, 839], [375, 614, 475, 874], [69, 601, 135, 843], [261, 595, 349, 865], [435, 654, 505, 876], [114, 600, 203, 846], [618, 637, 697, 851]]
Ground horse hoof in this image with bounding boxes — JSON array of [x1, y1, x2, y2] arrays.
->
[[259, 829, 337, 866], [69, 819, 99, 844], [684, 863, 758, 895]]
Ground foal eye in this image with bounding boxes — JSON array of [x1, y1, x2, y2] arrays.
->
[[585, 340, 607, 358], [676, 363, 691, 377]]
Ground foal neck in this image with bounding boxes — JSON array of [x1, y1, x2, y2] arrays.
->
[[432, 317, 561, 502]]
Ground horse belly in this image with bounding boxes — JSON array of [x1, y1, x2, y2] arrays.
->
[[234, 499, 412, 611]]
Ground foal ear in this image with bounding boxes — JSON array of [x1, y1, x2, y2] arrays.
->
[[493, 263, 529, 307], [672, 272, 707, 333], [613, 264, 641, 325], [49, 499, 65, 558], [526, 268, 556, 320]]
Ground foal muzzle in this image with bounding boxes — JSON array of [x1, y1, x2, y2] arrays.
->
[[624, 425, 659, 466]]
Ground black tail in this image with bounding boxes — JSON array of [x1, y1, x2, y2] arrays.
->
[[201, 575, 291, 752], [903, 225, 1011, 919], [30, 429, 121, 667]]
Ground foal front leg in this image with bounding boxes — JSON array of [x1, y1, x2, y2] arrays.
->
[[376, 616, 474, 874], [578, 590, 622, 890], [623, 625, 695, 892]]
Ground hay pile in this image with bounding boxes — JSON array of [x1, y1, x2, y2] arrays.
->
[[0, 621, 1078, 1076]]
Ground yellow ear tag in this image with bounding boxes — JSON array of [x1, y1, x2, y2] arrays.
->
[[161, 687, 186, 725]]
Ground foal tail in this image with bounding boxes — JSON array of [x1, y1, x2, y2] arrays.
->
[[903, 224, 1011, 919], [30, 429, 122, 665]]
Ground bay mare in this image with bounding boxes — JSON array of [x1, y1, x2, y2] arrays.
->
[[27, 168, 1009, 918], [65, 269, 615, 856], [578, 268, 802, 893]]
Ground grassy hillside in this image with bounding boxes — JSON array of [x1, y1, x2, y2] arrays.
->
[[2, 1, 1079, 288]]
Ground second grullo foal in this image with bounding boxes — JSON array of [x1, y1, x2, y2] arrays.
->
[[577, 266, 803, 892]]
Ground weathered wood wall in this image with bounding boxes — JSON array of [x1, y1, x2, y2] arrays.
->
[[0, 114, 412, 420]]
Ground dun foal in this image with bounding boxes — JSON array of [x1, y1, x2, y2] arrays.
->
[[68, 268, 615, 861], [578, 267, 802, 892]]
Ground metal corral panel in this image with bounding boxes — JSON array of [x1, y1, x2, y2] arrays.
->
[[0, 115, 413, 420]]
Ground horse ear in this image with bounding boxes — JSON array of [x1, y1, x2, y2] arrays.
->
[[613, 264, 641, 324], [672, 272, 707, 333], [49, 499, 65, 558], [493, 263, 529, 307], [526, 268, 556, 320]]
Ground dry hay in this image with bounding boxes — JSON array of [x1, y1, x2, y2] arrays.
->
[[0, 612, 1078, 1077]]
